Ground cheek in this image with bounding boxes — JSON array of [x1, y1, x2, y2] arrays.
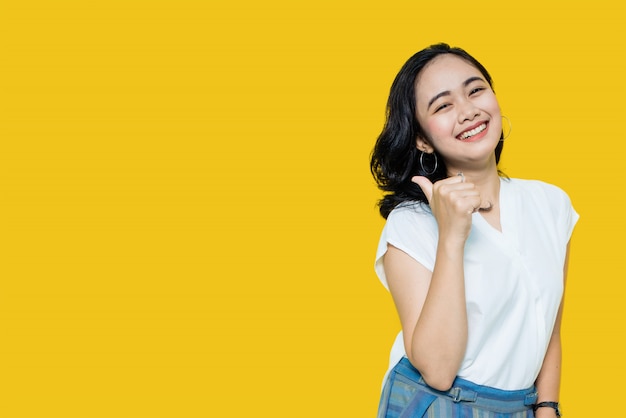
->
[[481, 94, 501, 115], [424, 117, 453, 141], [486, 101, 502, 130]]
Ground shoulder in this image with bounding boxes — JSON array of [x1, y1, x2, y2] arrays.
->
[[506, 177, 564, 194], [387, 201, 432, 222], [505, 178, 572, 206], [505, 178, 578, 233], [385, 202, 439, 236]]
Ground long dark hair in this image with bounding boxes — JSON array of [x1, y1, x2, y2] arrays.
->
[[370, 43, 504, 219]]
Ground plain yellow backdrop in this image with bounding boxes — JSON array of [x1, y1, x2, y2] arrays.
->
[[1, 1, 624, 417]]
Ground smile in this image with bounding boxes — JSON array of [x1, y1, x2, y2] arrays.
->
[[458, 122, 487, 141]]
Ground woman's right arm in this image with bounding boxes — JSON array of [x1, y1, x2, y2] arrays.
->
[[383, 175, 480, 391]]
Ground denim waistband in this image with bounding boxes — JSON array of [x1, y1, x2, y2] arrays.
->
[[394, 358, 538, 412]]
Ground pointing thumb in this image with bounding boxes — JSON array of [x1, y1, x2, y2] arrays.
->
[[412, 176, 434, 203]]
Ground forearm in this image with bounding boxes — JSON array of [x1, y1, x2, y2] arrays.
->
[[410, 238, 468, 390], [534, 333, 561, 417], [534, 242, 570, 417]]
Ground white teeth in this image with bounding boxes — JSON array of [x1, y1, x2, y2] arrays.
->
[[459, 123, 487, 140]]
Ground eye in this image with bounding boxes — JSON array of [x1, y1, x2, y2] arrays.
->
[[469, 87, 486, 95], [434, 103, 450, 113]]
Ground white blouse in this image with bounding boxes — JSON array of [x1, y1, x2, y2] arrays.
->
[[375, 178, 579, 390]]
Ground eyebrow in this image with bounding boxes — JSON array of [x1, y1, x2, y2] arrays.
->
[[427, 76, 485, 110]]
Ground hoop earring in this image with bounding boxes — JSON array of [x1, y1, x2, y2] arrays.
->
[[501, 115, 512, 141], [419, 151, 438, 175]]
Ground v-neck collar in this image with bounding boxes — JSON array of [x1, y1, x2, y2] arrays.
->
[[472, 177, 512, 241]]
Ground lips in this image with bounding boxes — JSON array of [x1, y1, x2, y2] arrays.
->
[[457, 122, 488, 141]]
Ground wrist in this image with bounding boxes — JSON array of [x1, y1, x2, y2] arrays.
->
[[437, 235, 466, 254], [533, 401, 561, 417]]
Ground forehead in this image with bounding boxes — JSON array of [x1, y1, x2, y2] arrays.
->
[[414, 55, 483, 101]]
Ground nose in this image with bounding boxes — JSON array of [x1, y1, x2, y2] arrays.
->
[[458, 99, 480, 122]]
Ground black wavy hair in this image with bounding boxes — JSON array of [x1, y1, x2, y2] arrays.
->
[[370, 43, 505, 219]]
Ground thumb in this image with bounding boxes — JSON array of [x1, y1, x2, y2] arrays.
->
[[411, 176, 434, 203]]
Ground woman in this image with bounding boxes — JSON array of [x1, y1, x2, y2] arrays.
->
[[370, 44, 577, 418]]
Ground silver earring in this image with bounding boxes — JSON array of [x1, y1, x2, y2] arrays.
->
[[501, 115, 512, 141], [419, 151, 438, 175]]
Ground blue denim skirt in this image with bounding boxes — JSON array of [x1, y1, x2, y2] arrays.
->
[[378, 358, 538, 418]]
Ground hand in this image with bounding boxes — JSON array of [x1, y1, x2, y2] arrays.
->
[[412, 175, 487, 244]]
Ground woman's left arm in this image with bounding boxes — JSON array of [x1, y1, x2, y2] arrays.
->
[[534, 241, 572, 418]]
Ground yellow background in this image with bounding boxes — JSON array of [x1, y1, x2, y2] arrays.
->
[[1, 1, 624, 417]]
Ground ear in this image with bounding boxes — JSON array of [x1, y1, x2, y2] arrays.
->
[[415, 136, 433, 153]]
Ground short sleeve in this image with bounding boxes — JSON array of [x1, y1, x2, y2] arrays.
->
[[556, 187, 579, 245], [539, 182, 579, 246], [374, 204, 438, 290], [528, 181, 579, 259]]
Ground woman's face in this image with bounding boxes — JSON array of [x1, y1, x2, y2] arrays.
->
[[414, 54, 502, 172]]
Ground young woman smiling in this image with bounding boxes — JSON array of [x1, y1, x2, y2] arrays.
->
[[371, 44, 577, 418]]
